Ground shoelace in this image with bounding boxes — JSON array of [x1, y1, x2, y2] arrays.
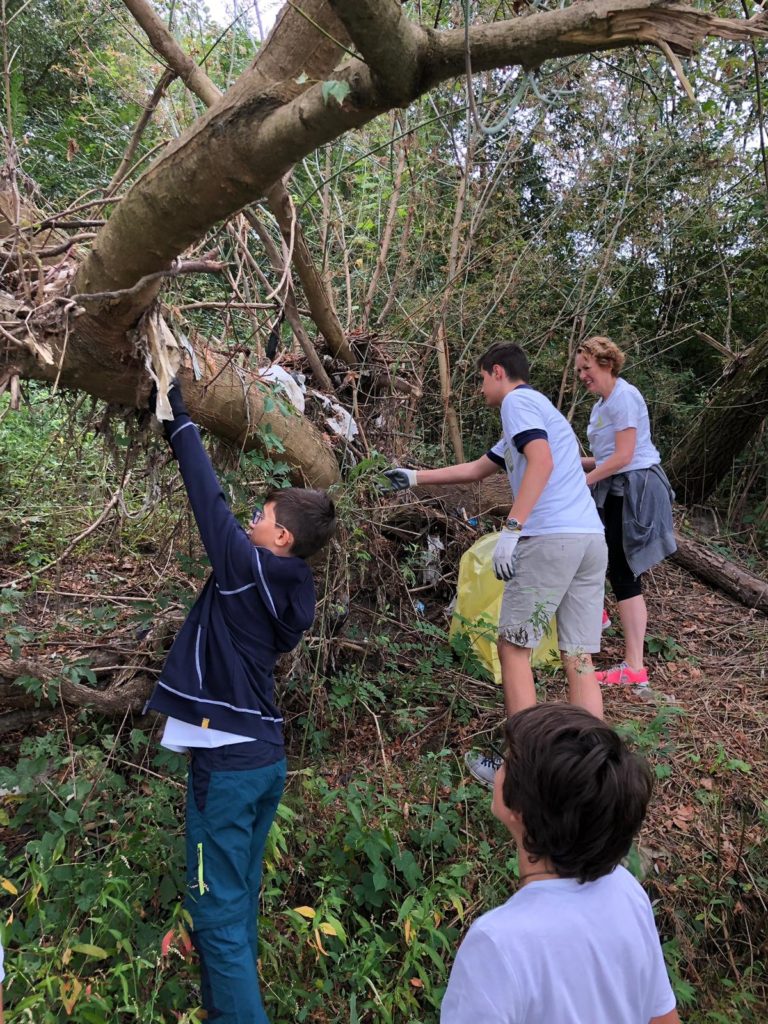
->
[[481, 745, 504, 769]]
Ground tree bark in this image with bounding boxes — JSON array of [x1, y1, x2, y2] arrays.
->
[[0, 657, 154, 716], [671, 534, 768, 616], [667, 331, 768, 505], [2, 0, 763, 483], [122, 0, 353, 366]]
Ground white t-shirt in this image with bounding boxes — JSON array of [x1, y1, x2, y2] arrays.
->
[[161, 716, 255, 753], [490, 387, 603, 536], [441, 866, 676, 1024], [587, 378, 660, 471]]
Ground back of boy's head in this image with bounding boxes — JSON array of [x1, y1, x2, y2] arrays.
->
[[477, 342, 530, 383], [266, 487, 337, 559], [502, 703, 653, 883]]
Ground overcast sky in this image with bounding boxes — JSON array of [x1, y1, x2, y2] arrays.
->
[[204, 0, 281, 37]]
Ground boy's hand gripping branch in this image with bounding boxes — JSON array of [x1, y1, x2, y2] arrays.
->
[[149, 378, 189, 421]]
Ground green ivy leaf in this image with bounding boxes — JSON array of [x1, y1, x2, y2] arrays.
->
[[321, 80, 351, 107]]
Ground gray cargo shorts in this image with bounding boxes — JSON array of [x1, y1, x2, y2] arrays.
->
[[499, 533, 608, 653]]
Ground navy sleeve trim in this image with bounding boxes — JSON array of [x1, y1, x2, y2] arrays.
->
[[513, 428, 548, 453], [485, 450, 506, 468], [169, 419, 196, 442]]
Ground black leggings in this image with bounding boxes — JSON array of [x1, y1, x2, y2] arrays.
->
[[601, 493, 643, 602]]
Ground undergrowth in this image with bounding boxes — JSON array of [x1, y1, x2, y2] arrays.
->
[[1, 393, 766, 1022], [1, 622, 766, 1022]]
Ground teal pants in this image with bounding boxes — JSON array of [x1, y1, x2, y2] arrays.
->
[[185, 745, 286, 1023]]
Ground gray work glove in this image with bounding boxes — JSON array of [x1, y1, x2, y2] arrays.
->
[[492, 529, 521, 581], [379, 468, 418, 492]]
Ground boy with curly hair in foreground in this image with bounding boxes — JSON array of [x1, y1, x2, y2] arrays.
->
[[441, 703, 680, 1024]]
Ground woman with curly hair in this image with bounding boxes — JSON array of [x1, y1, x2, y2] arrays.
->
[[574, 336, 676, 687]]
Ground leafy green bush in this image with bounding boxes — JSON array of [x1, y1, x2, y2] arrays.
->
[[0, 718, 515, 1022]]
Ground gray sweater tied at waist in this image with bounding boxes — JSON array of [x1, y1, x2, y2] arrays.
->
[[592, 465, 677, 578]]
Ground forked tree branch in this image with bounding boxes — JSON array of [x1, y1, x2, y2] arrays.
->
[[79, 0, 768, 335], [120, 0, 355, 366]]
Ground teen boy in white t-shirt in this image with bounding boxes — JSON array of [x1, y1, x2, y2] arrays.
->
[[383, 343, 607, 787], [441, 703, 680, 1024]]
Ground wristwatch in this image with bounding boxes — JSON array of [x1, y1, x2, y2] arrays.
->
[[505, 517, 523, 532]]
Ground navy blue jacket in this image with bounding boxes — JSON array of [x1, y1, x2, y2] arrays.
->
[[145, 411, 315, 743]]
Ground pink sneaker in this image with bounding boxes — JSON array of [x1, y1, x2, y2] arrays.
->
[[596, 662, 649, 687], [601, 610, 612, 631]]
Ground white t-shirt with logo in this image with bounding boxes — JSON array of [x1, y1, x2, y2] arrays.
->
[[489, 386, 603, 536], [441, 866, 676, 1024], [587, 377, 660, 471]]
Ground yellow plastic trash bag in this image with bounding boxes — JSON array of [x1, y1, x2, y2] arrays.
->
[[450, 532, 560, 685]]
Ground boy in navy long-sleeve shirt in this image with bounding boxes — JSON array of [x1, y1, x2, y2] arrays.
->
[[145, 383, 336, 1023]]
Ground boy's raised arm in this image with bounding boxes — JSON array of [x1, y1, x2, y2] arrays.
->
[[153, 382, 253, 585]]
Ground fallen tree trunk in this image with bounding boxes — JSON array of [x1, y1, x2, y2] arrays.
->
[[0, 658, 154, 717], [670, 534, 768, 617]]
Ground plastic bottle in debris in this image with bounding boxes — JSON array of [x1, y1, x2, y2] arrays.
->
[[421, 533, 445, 585]]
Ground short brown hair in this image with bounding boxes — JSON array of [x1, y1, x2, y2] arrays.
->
[[575, 336, 626, 377], [502, 703, 653, 883], [477, 342, 530, 383], [266, 487, 337, 559]]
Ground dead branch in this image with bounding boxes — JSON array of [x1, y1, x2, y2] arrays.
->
[[671, 534, 768, 617], [106, 67, 178, 197], [70, 255, 226, 307], [35, 234, 97, 258]]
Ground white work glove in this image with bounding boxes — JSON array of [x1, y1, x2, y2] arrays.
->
[[492, 528, 521, 581], [380, 468, 418, 492]]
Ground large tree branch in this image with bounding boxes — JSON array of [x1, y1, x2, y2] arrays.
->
[[119, 0, 354, 365], [328, 0, 421, 103], [9, 320, 341, 486], [6, 0, 759, 490], [76, 0, 766, 331], [423, 2, 767, 77], [123, 0, 221, 105]]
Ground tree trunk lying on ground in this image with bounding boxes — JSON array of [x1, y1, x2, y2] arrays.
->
[[0, 658, 154, 735], [416, 478, 768, 617], [670, 534, 768, 617], [0, 609, 185, 729]]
